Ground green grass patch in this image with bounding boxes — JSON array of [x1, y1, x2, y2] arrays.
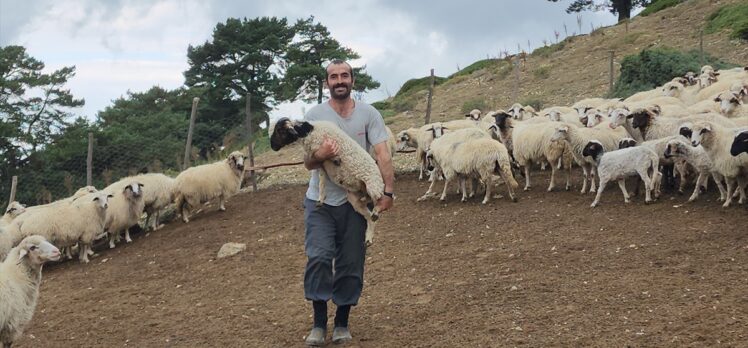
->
[[531, 41, 566, 58], [533, 65, 552, 79], [640, 0, 684, 17], [395, 76, 446, 98], [705, 3, 748, 40], [461, 98, 488, 114], [519, 98, 543, 111], [449, 59, 503, 78], [611, 47, 738, 99]]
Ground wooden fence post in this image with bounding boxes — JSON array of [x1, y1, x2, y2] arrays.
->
[[699, 30, 704, 66], [245, 94, 257, 191], [87, 132, 93, 186], [609, 50, 615, 95], [513, 55, 520, 103], [425, 68, 435, 125], [183, 97, 199, 170], [8, 176, 17, 204]]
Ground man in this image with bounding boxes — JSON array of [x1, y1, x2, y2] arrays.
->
[[302, 59, 395, 346]]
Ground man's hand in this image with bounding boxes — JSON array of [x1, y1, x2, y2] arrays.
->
[[375, 195, 393, 213], [315, 137, 340, 161]]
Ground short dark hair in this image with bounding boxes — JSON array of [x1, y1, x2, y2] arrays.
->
[[326, 59, 354, 81]]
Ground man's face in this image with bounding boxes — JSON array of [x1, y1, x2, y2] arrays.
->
[[326, 63, 354, 100]]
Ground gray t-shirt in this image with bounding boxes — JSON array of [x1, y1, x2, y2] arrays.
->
[[305, 101, 389, 206]]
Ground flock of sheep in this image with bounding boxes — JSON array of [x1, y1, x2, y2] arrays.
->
[[0, 151, 248, 347], [396, 65, 748, 208], [1, 64, 747, 347]]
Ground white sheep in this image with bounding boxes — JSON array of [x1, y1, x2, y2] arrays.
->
[[689, 121, 748, 207], [0, 235, 60, 348], [630, 110, 736, 141], [106, 174, 175, 231], [103, 182, 145, 249], [543, 107, 580, 124], [419, 128, 518, 203], [550, 122, 627, 194], [370, 126, 397, 159], [174, 151, 246, 223], [464, 109, 482, 121], [508, 103, 537, 120], [270, 118, 385, 246], [0, 192, 112, 263], [664, 138, 727, 202], [0, 202, 25, 231], [714, 91, 748, 118], [512, 121, 573, 192], [583, 141, 660, 207]]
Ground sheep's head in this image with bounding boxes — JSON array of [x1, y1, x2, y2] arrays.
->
[[678, 123, 693, 140], [662, 81, 684, 97], [425, 150, 436, 171], [608, 107, 631, 129], [618, 138, 637, 149], [576, 106, 594, 126], [509, 103, 524, 119], [269, 118, 314, 151], [715, 91, 743, 115], [396, 130, 412, 151], [544, 110, 561, 122], [664, 139, 689, 159], [550, 125, 570, 142], [684, 72, 698, 86], [122, 182, 144, 199], [731, 131, 748, 157], [464, 109, 482, 121], [630, 108, 656, 131], [227, 151, 246, 171], [582, 140, 604, 161], [689, 122, 712, 147], [16, 235, 60, 265], [493, 112, 513, 130], [698, 72, 718, 89], [90, 192, 114, 210], [428, 124, 446, 139], [73, 185, 97, 199], [585, 109, 606, 128], [700, 65, 715, 75], [4, 201, 26, 219]]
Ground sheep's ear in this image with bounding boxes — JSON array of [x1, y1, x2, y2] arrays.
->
[[18, 248, 28, 262], [138, 183, 145, 187], [714, 97, 721, 102], [93, 196, 100, 201], [107, 194, 114, 198]]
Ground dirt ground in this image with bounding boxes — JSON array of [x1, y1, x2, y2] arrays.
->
[[17, 168, 748, 348]]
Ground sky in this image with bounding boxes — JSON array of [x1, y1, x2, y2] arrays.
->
[[0, 0, 626, 124]]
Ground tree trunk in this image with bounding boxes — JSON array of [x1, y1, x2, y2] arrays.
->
[[316, 77, 324, 104], [615, 0, 632, 22]]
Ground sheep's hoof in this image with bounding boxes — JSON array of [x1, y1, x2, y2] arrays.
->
[[439, 196, 447, 202], [590, 203, 598, 208], [182, 217, 189, 223], [722, 201, 731, 208], [370, 213, 379, 222], [481, 200, 488, 204], [565, 185, 571, 191], [624, 199, 631, 204], [645, 199, 652, 204], [219, 206, 226, 211], [511, 196, 518, 203], [80, 258, 90, 264], [126, 237, 132, 243], [365, 239, 373, 248], [547, 186, 554, 192], [523, 186, 531, 191], [109, 242, 115, 249]]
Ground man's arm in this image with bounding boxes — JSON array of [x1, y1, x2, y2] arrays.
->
[[373, 142, 395, 212], [304, 137, 340, 170]]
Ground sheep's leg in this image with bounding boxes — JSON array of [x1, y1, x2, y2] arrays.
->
[[219, 194, 227, 211], [723, 178, 736, 208], [689, 172, 708, 202], [469, 178, 477, 198], [523, 165, 532, 191], [108, 231, 117, 249], [495, 165, 518, 203], [440, 176, 452, 201], [417, 169, 441, 201], [564, 159, 572, 191], [617, 179, 630, 203], [712, 173, 726, 201], [125, 227, 133, 243], [676, 161, 688, 194], [580, 165, 589, 194], [589, 166, 598, 193], [346, 192, 376, 246], [457, 177, 467, 202], [180, 198, 191, 223], [540, 161, 547, 171], [637, 169, 653, 203], [86, 245, 94, 256], [317, 170, 326, 206], [737, 176, 747, 204], [79, 243, 90, 264], [547, 158, 557, 192], [482, 175, 492, 204], [652, 171, 662, 199], [591, 178, 608, 207]]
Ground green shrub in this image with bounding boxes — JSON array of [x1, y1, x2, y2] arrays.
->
[[371, 100, 391, 111], [395, 76, 446, 98], [531, 41, 566, 58], [519, 98, 543, 111], [705, 3, 748, 40], [461, 98, 488, 114], [449, 59, 503, 78], [533, 65, 552, 79], [495, 64, 513, 80], [392, 97, 417, 112], [380, 109, 396, 119], [640, 0, 684, 17], [611, 48, 737, 99]]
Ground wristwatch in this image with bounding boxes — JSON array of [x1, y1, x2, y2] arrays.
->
[[383, 191, 394, 198]]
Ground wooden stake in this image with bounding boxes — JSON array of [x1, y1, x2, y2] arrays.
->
[[609, 50, 615, 94], [425, 68, 435, 125], [183, 97, 199, 170], [87, 132, 93, 186], [9, 176, 17, 204], [246, 94, 257, 191]]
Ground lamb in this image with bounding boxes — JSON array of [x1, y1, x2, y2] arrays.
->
[[631, 110, 736, 141], [583, 141, 660, 207], [689, 121, 748, 207], [550, 122, 627, 193], [731, 130, 748, 156], [512, 121, 573, 192], [419, 128, 518, 203], [102, 182, 145, 249], [0, 235, 60, 348], [491, 111, 551, 154], [664, 138, 727, 202], [174, 151, 246, 223], [106, 174, 175, 231], [714, 91, 748, 118], [0, 192, 111, 263], [270, 118, 385, 245]]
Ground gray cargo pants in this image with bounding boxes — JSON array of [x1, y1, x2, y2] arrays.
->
[[303, 198, 367, 306]]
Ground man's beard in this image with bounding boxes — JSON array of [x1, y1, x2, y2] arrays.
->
[[330, 83, 351, 100]]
